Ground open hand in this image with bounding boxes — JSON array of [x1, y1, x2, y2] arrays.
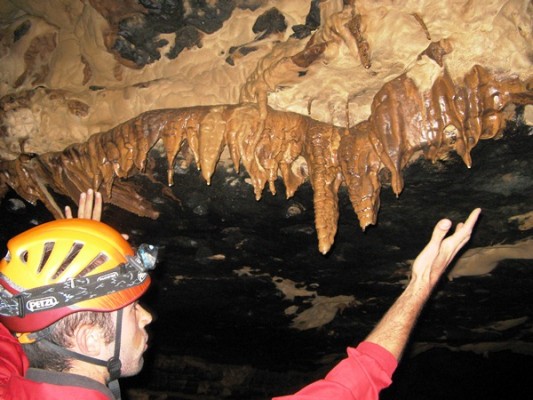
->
[[411, 208, 482, 289]]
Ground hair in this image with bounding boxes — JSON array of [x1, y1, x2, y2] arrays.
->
[[23, 310, 115, 372]]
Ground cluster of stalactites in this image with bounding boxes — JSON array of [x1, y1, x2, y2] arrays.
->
[[345, 63, 532, 233], [1, 65, 531, 253]]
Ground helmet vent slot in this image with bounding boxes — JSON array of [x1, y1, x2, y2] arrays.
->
[[19, 250, 28, 264], [79, 252, 109, 277], [53, 242, 84, 279], [37, 242, 55, 273]]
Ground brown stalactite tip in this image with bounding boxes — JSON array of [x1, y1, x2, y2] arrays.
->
[[340, 123, 382, 230], [199, 106, 227, 185], [0, 67, 531, 253]]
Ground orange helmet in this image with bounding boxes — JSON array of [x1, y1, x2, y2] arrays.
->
[[0, 219, 157, 335]]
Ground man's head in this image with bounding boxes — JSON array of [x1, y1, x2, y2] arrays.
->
[[0, 219, 157, 382]]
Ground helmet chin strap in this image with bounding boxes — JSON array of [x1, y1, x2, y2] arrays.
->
[[107, 307, 123, 399], [38, 308, 124, 399]]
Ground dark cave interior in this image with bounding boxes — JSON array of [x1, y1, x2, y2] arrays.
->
[[1, 117, 532, 399]]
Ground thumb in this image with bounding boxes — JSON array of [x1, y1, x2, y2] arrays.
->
[[413, 218, 452, 272], [430, 218, 452, 244]]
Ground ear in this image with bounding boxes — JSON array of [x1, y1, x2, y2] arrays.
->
[[72, 324, 108, 357]]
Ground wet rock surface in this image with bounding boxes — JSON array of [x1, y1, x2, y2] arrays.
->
[[1, 121, 532, 399]]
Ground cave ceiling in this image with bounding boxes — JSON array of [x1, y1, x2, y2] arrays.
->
[[0, 0, 533, 399]]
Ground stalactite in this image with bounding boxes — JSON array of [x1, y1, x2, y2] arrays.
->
[[0, 61, 531, 253], [304, 119, 343, 254], [339, 122, 383, 230], [362, 60, 531, 198]]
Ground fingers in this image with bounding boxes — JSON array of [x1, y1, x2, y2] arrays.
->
[[432, 218, 452, 242], [78, 191, 88, 218], [427, 208, 480, 250], [414, 218, 452, 264], [91, 191, 103, 221], [431, 208, 481, 274], [411, 208, 481, 286], [64, 205, 73, 219], [442, 208, 481, 259], [80, 189, 100, 219], [464, 208, 482, 230], [66, 189, 103, 221], [447, 208, 481, 247]]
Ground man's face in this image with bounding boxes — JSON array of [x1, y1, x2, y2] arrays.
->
[[115, 301, 153, 377]]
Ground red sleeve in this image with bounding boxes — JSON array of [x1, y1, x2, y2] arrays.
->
[[0, 322, 30, 397], [0, 323, 28, 377], [273, 342, 397, 400]]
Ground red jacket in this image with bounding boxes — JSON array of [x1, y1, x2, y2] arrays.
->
[[1, 322, 396, 400], [273, 341, 397, 400], [0, 323, 112, 400]]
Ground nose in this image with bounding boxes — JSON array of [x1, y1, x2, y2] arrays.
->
[[138, 304, 153, 326]]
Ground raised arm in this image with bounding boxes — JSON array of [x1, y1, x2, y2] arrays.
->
[[365, 207, 481, 359], [273, 208, 481, 400]]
